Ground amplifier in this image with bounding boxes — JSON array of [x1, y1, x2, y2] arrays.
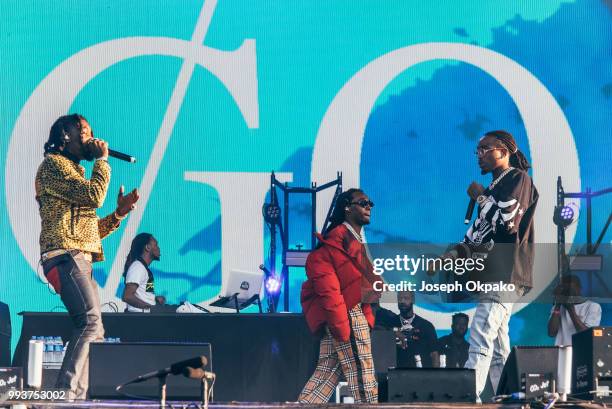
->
[[387, 368, 476, 403], [89, 342, 212, 400], [522, 373, 553, 399], [0, 367, 22, 393], [572, 327, 612, 400], [497, 346, 559, 397]]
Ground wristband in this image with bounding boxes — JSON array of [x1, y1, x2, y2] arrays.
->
[[114, 210, 127, 220]]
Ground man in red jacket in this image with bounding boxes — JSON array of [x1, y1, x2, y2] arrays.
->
[[299, 188, 380, 403]]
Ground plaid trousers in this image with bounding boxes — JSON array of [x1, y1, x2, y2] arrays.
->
[[299, 304, 378, 403]]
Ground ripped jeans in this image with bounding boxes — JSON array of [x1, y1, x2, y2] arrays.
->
[[464, 289, 524, 398]]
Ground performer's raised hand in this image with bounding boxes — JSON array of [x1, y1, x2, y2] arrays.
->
[[116, 185, 139, 217]]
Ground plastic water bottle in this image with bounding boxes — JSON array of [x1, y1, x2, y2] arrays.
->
[[439, 354, 446, 368], [47, 337, 55, 364], [414, 354, 422, 368], [53, 337, 63, 364], [54, 345, 63, 365], [43, 336, 52, 364], [51, 338, 57, 364]]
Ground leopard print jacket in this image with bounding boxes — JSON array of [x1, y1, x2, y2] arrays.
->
[[35, 153, 122, 262]]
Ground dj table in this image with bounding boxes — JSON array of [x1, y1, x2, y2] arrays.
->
[[14, 312, 318, 401]]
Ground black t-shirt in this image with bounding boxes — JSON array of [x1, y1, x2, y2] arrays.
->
[[375, 307, 438, 368], [436, 334, 469, 368], [460, 168, 539, 288], [396, 314, 438, 368]]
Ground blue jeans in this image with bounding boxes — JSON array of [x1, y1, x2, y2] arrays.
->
[[43, 251, 104, 399], [464, 290, 522, 399]]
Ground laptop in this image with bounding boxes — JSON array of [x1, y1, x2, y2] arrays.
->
[[222, 269, 264, 302]]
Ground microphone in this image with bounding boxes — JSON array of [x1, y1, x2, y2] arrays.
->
[[464, 198, 476, 224], [108, 148, 136, 163], [259, 264, 272, 275], [182, 366, 216, 380], [125, 356, 207, 384]]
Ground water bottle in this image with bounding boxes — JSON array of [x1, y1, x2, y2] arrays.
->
[[47, 337, 55, 364], [52, 338, 58, 364], [54, 337, 63, 365], [43, 336, 52, 364], [440, 354, 446, 368], [53, 337, 63, 364], [414, 354, 422, 368]]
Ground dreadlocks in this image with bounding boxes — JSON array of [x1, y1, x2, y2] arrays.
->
[[44, 114, 86, 155], [326, 188, 364, 234], [484, 130, 531, 171], [123, 233, 153, 278]]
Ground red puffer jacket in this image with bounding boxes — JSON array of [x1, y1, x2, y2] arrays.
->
[[301, 224, 380, 342]]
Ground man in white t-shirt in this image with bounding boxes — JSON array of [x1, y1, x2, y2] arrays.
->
[[547, 275, 601, 345], [122, 233, 166, 312]]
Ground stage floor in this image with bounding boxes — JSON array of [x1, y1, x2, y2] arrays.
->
[[3, 401, 606, 409]]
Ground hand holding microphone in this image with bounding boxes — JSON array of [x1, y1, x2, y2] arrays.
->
[[89, 138, 109, 160], [89, 138, 136, 163], [464, 181, 485, 224]]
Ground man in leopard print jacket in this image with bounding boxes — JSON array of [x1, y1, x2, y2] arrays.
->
[[35, 114, 139, 399]]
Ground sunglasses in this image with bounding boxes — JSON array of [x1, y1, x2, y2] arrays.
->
[[350, 200, 374, 209], [474, 146, 502, 157]]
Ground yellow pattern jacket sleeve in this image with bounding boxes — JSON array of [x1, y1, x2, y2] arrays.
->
[[35, 153, 122, 262]]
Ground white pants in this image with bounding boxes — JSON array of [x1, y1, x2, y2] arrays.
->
[[465, 290, 521, 398]]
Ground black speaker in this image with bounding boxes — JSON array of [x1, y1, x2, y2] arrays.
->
[[371, 330, 397, 402], [387, 368, 476, 403], [371, 329, 397, 373], [0, 367, 22, 393], [572, 327, 612, 399], [496, 346, 558, 397], [0, 302, 10, 367], [89, 342, 212, 400]]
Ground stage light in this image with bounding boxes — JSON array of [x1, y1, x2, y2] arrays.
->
[[265, 276, 282, 294], [262, 203, 281, 224], [553, 203, 579, 228]]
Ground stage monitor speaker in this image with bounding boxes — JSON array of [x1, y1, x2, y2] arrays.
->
[[387, 368, 476, 403], [0, 302, 10, 367], [89, 342, 212, 400], [371, 329, 397, 373], [572, 327, 612, 400], [371, 329, 396, 402], [496, 346, 558, 397]]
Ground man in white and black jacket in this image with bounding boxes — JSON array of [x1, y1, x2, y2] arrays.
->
[[440, 130, 539, 399]]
